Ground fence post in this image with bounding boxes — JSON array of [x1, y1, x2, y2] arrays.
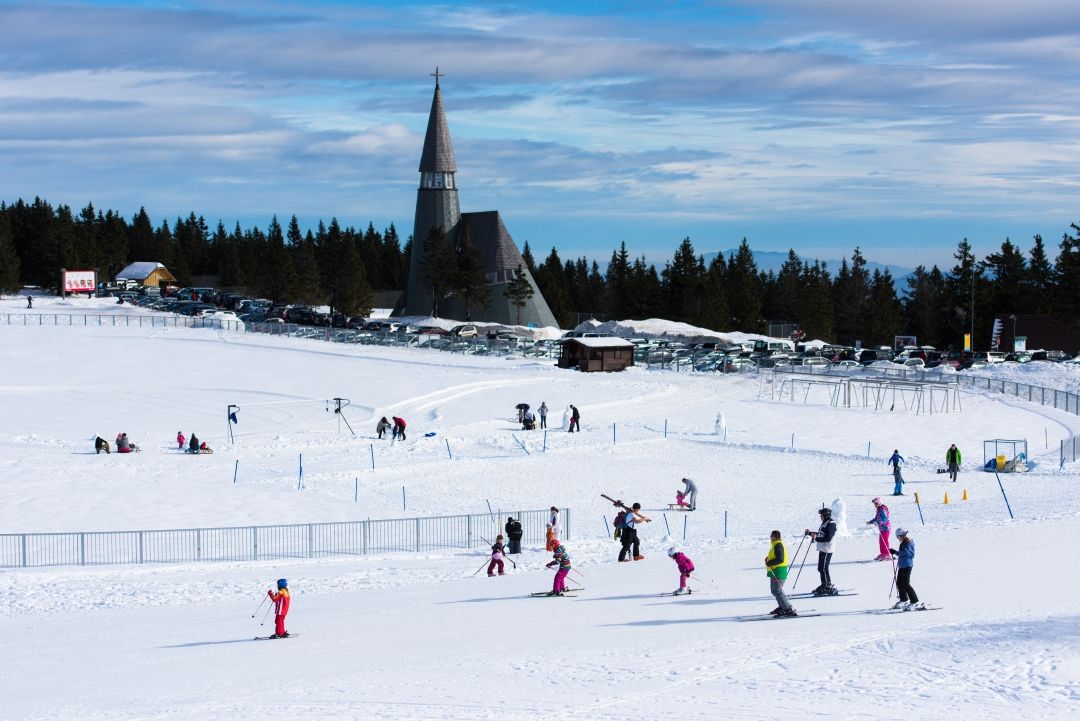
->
[[402, 486, 407, 510], [79, 532, 86, 566], [415, 518, 421, 552], [467, 514, 472, 547], [867, 441, 871, 459], [138, 531, 145, 564], [308, 523, 314, 558], [683, 514, 688, 541], [251, 527, 257, 560], [445, 438, 453, 460], [663, 513, 671, 535], [370, 444, 375, 470], [791, 433, 795, 450], [603, 515, 610, 537], [664, 419, 668, 438], [543, 430, 547, 452], [233, 459, 239, 484], [613, 423, 616, 444], [724, 510, 728, 538], [20, 534, 27, 567], [354, 477, 358, 503], [993, 470, 1015, 520]]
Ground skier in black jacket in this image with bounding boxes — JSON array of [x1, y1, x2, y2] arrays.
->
[[504, 517, 523, 554], [805, 507, 838, 596]]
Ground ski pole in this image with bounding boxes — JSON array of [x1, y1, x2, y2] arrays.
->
[[571, 568, 586, 582], [787, 534, 807, 587], [259, 602, 274, 626], [889, 551, 898, 599], [689, 574, 716, 588], [251, 594, 269, 618], [791, 536, 813, 590], [472, 558, 491, 576]]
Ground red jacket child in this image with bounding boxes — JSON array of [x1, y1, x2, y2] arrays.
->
[[267, 579, 291, 638], [177, 431, 186, 450]]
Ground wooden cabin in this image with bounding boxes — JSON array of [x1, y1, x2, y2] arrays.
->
[[558, 337, 635, 372]]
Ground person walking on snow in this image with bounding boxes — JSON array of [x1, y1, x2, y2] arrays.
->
[[487, 536, 507, 576], [505, 517, 523, 554], [766, 530, 796, 617], [891, 528, 924, 610], [267, 578, 291, 638], [681, 477, 698, 511], [668, 547, 695, 595], [618, 503, 650, 562], [946, 443, 962, 482], [26, 295, 33, 308], [546, 542, 571, 596], [177, 431, 186, 450], [376, 417, 390, 440], [568, 405, 580, 433], [392, 416, 407, 440], [866, 497, 891, 561], [888, 449, 905, 496], [538, 402, 548, 429], [805, 507, 838, 596]]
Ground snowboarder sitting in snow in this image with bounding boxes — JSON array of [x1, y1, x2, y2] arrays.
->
[[376, 417, 390, 440], [545, 542, 571, 596], [487, 535, 507, 577], [267, 578, 291, 638], [668, 547, 695, 595], [95, 436, 111, 454]]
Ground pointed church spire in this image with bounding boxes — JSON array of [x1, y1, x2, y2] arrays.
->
[[419, 67, 457, 173]]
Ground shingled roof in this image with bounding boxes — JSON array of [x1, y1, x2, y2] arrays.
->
[[458, 211, 524, 278], [418, 78, 457, 173]]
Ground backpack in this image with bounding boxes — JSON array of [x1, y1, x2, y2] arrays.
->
[[614, 511, 627, 528]]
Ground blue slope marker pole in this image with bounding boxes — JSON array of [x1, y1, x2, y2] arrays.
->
[[233, 459, 238, 484]]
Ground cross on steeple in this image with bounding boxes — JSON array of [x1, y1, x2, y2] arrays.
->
[[431, 66, 444, 86]]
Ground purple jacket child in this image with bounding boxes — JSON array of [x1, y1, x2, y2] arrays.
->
[[866, 498, 891, 561]]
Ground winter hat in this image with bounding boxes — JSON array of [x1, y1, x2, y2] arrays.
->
[[895, 528, 909, 538], [818, 507, 832, 519], [872, 497, 882, 505], [276, 578, 288, 589], [667, 547, 678, 557]]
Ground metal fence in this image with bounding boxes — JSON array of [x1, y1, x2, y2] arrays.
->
[[1, 312, 246, 332], [0, 508, 568, 569], [1063, 435, 1080, 468]]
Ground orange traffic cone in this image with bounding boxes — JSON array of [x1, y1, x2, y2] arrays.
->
[[943, 492, 950, 505]]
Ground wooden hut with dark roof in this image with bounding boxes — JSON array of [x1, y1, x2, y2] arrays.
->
[[558, 337, 635, 372], [397, 70, 558, 328]]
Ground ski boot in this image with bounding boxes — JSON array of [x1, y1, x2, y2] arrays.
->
[[547, 591, 563, 597], [822, 585, 839, 596], [781, 608, 798, 617], [673, 588, 686, 596], [810, 585, 825, 597], [769, 607, 783, 616], [633, 555, 646, 561], [910, 601, 925, 610]]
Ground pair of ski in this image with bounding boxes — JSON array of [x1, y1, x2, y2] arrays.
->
[[789, 588, 858, 599], [253, 633, 300, 640], [737, 605, 941, 622], [530, 587, 584, 597]]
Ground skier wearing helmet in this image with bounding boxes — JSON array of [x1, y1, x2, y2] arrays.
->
[[805, 507, 838, 596], [891, 528, 924, 610], [267, 579, 291, 638], [866, 498, 891, 561], [667, 547, 695, 595]]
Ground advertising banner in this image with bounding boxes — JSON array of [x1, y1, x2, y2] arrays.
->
[[63, 270, 97, 294]]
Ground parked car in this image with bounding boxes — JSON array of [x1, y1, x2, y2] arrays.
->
[[450, 324, 479, 338]]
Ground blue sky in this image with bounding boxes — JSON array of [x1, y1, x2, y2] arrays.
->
[[1, 0, 1079, 269]]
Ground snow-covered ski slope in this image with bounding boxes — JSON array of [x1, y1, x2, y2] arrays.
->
[[3, 296, 1079, 721]]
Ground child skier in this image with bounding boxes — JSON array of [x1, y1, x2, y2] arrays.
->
[[667, 547, 695, 595], [177, 431, 186, 450], [545, 542, 571, 596], [866, 497, 891, 561], [267, 578, 291, 638], [892, 528, 925, 610], [888, 449, 905, 495], [487, 535, 507, 576]]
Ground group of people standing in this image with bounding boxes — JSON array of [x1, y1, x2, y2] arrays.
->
[[375, 416, 407, 440], [519, 403, 580, 432], [885, 443, 962, 495]]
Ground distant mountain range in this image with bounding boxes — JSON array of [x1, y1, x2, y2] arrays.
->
[[704, 249, 914, 284]]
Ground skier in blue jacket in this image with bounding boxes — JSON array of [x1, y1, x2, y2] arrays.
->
[[887, 450, 905, 496], [891, 528, 924, 610]]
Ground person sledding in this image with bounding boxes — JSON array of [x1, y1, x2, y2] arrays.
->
[[667, 547, 695, 595], [115, 432, 138, 453], [267, 578, 291, 638], [674, 490, 691, 509], [545, 542, 571, 596], [199, 440, 213, 454]]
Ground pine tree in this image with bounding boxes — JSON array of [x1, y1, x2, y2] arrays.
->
[[797, 261, 834, 341], [661, 237, 703, 324], [535, 247, 572, 328], [982, 238, 1026, 315], [1026, 234, 1054, 314], [605, 242, 633, 319], [503, 264, 534, 325], [521, 240, 536, 275], [1054, 224, 1080, 326], [902, 265, 947, 348], [772, 249, 803, 322], [700, 254, 730, 332], [451, 231, 490, 321], [832, 248, 870, 346], [336, 238, 374, 317], [259, 217, 297, 304], [419, 227, 455, 317], [946, 238, 987, 349], [726, 239, 763, 333], [0, 211, 20, 293], [865, 269, 903, 346]]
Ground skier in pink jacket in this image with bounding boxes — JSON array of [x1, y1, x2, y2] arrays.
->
[[866, 497, 891, 560], [668, 547, 695, 595]]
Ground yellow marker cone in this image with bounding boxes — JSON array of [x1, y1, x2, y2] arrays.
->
[[944, 492, 950, 505], [962, 488, 969, 501], [914, 492, 920, 504]]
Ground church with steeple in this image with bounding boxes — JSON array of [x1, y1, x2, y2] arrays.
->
[[396, 70, 557, 328]]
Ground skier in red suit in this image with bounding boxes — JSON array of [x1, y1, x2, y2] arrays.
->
[[267, 578, 291, 638]]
